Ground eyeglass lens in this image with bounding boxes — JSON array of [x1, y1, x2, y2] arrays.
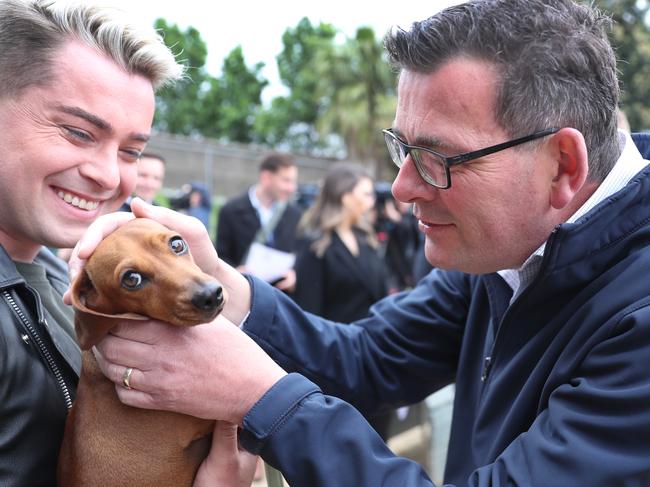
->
[[384, 132, 447, 187]]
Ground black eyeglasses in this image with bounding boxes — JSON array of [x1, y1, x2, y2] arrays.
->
[[383, 127, 559, 189]]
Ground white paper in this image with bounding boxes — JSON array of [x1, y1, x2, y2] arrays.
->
[[244, 242, 296, 283]]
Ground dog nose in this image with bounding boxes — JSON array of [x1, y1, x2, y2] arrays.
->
[[191, 282, 224, 311]]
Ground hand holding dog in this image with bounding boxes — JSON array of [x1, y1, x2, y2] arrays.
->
[[93, 314, 287, 425]]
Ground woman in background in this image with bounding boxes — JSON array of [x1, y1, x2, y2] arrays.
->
[[294, 163, 386, 321], [294, 163, 392, 439]]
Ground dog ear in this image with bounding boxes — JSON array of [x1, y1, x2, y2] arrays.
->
[[70, 268, 118, 350], [70, 267, 98, 312], [73, 309, 119, 350]]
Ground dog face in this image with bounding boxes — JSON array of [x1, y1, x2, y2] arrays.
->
[[71, 218, 226, 349]]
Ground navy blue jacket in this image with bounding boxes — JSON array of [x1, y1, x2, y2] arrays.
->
[[632, 132, 650, 159], [241, 163, 650, 486]]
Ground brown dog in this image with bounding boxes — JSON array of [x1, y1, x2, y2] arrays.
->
[[58, 218, 225, 487]]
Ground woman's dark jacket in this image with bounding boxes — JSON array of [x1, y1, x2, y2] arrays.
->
[[293, 230, 387, 322]]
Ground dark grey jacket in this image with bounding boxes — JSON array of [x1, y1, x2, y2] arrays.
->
[[0, 247, 80, 487], [216, 192, 302, 268]]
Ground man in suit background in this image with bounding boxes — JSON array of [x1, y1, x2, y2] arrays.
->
[[216, 152, 302, 292]]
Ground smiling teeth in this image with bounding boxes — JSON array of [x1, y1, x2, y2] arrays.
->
[[57, 191, 99, 211]]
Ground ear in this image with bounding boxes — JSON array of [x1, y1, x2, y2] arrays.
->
[[70, 268, 98, 312], [74, 309, 119, 350], [68, 269, 111, 349], [258, 170, 271, 186], [549, 128, 589, 209]]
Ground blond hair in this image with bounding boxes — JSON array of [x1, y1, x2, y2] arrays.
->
[[0, 0, 183, 98]]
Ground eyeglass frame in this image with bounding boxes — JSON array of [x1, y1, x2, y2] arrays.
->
[[382, 127, 560, 189]]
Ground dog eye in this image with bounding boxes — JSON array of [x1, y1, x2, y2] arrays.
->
[[169, 236, 189, 256], [121, 271, 144, 289]]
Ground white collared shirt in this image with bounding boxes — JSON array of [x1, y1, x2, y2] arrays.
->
[[248, 185, 278, 227]]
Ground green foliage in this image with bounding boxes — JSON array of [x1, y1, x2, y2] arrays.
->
[[153, 19, 210, 135], [152, 17, 399, 172], [153, 19, 267, 142], [590, 0, 650, 130], [200, 46, 267, 142], [314, 26, 397, 175], [254, 18, 337, 151]]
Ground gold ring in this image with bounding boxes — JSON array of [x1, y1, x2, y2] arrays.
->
[[122, 367, 134, 390]]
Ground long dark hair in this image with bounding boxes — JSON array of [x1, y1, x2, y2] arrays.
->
[[300, 163, 378, 257]]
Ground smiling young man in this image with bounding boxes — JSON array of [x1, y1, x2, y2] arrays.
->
[[0, 1, 185, 485], [72, 0, 650, 485]]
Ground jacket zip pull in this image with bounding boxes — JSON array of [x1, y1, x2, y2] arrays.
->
[[481, 356, 492, 382]]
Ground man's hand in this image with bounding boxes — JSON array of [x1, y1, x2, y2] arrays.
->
[[92, 315, 287, 425]]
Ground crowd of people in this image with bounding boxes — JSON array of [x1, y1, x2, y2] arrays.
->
[[4, 0, 650, 487], [213, 154, 421, 289]]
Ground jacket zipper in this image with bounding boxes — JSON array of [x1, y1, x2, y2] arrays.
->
[[3, 289, 73, 410], [481, 228, 560, 385]]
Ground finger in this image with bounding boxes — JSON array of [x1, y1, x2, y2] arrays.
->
[[219, 423, 258, 458], [130, 197, 201, 232], [65, 238, 87, 286], [113, 383, 162, 409], [130, 197, 219, 272], [93, 326, 160, 372], [212, 421, 239, 455], [74, 211, 135, 260], [92, 348, 149, 390], [61, 285, 78, 306], [193, 421, 258, 487]]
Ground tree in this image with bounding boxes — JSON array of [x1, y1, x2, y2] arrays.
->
[[591, 0, 650, 130], [314, 27, 397, 176], [152, 19, 212, 135], [209, 46, 267, 143], [254, 18, 337, 151], [153, 20, 267, 142]]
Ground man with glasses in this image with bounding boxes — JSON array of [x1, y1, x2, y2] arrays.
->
[[75, 0, 650, 485]]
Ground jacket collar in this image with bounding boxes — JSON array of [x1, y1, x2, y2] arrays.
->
[[499, 131, 648, 296], [538, 163, 650, 289], [0, 245, 69, 291], [0, 245, 26, 290]]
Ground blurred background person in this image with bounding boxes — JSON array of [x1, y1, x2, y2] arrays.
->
[[170, 181, 213, 231], [373, 184, 420, 293], [186, 183, 212, 229], [216, 151, 301, 292], [119, 152, 166, 210], [293, 163, 393, 439]]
